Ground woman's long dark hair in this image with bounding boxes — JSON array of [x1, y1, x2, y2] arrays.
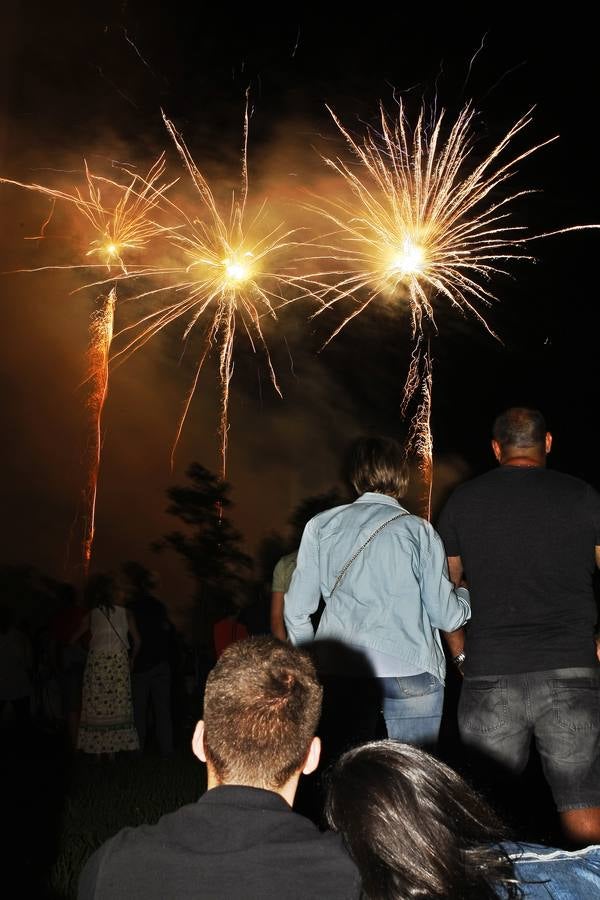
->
[[325, 740, 521, 900]]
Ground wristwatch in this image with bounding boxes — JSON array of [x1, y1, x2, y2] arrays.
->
[[453, 651, 466, 668]]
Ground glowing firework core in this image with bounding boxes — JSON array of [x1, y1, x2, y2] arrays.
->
[[223, 252, 253, 285], [389, 238, 426, 278]]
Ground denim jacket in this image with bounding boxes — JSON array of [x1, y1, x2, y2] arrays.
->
[[501, 842, 600, 898], [284, 493, 470, 682]]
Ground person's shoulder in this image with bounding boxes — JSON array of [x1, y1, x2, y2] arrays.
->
[[77, 807, 200, 897], [396, 512, 433, 537], [543, 467, 598, 492], [287, 824, 360, 894], [538, 469, 600, 513], [86, 802, 200, 861], [276, 550, 298, 568], [443, 468, 498, 501], [272, 551, 297, 587], [307, 502, 354, 531], [272, 555, 286, 575]]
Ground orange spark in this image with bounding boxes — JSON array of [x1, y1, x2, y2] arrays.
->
[[82, 288, 115, 576]]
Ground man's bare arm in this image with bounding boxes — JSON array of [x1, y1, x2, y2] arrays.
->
[[447, 555, 464, 588], [443, 555, 466, 659], [443, 626, 465, 658]]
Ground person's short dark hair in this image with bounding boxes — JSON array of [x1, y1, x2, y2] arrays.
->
[[202, 636, 323, 789], [492, 407, 546, 450], [325, 740, 519, 900], [349, 437, 408, 500]]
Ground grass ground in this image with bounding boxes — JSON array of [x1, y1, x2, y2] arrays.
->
[[1, 726, 205, 899], [50, 748, 205, 899]]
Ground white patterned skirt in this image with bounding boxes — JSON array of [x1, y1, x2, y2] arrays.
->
[[77, 649, 139, 754]]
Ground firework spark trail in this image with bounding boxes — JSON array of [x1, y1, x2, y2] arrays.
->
[[104, 110, 311, 480], [83, 288, 116, 577], [1, 157, 175, 571], [402, 338, 433, 520], [304, 100, 595, 517]]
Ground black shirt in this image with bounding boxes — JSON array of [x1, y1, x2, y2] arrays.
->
[[437, 466, 600, 676], [128, 597, 171, 674], [78, 785, 360, 899]]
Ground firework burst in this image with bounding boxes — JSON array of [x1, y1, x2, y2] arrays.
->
[[305, 101, 566, 517], [108, 110, 307, 479], [1, 157, 174, 572], [1, 154, 174, 271]]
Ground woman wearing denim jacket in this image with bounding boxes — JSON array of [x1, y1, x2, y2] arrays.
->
[[326, 740, 600, 900], [284, 436, 470, 750]]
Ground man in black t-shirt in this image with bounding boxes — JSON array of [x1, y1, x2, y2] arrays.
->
[[437, 407, 600, 846]]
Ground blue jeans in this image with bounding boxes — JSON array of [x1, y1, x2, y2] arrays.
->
[[380, 672, 444, 748], [459, 667, 600, 811]]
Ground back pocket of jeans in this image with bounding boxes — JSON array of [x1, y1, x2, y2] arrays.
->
[[551, 677, 600, 732], [460, 679, 507, 734]]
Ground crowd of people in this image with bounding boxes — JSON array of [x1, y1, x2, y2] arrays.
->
[[80, 634, 600, 898], [0, 566, 186, 759], [3, 406, 600, 897], [75, 407, 600, 897]]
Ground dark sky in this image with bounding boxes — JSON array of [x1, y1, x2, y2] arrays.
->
[[1, 3, 598, 616]]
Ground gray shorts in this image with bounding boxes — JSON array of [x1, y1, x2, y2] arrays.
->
[[459, 667, 600, 811]]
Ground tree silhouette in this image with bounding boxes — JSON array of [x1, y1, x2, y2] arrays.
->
[[154, 464, 252, 636]]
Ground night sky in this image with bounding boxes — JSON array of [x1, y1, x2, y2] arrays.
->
[[1, 3, 598, 621]]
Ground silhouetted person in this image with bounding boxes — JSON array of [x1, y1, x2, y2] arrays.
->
[[438, 407, 600, 845], [127, 587, 174, 757], [72, 574, 141, 761], [212, 602, 248, 660], [271, 550, 297, 640], [49, 586, 88, 748]]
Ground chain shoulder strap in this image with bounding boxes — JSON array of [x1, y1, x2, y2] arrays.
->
[[329, 512, 408, 597], [99, 606, 129, 651]]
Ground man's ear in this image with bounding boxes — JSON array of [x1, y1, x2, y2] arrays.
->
[[192, 720, 207, 762], [545, 432, 552, 455], [302, 736, 321, 776], [491, 439, 502, 463]]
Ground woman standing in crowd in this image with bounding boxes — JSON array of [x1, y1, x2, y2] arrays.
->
[[285, 436, 470, 752], [73, 573, 141, 760], [326, 740, 600, 899]]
